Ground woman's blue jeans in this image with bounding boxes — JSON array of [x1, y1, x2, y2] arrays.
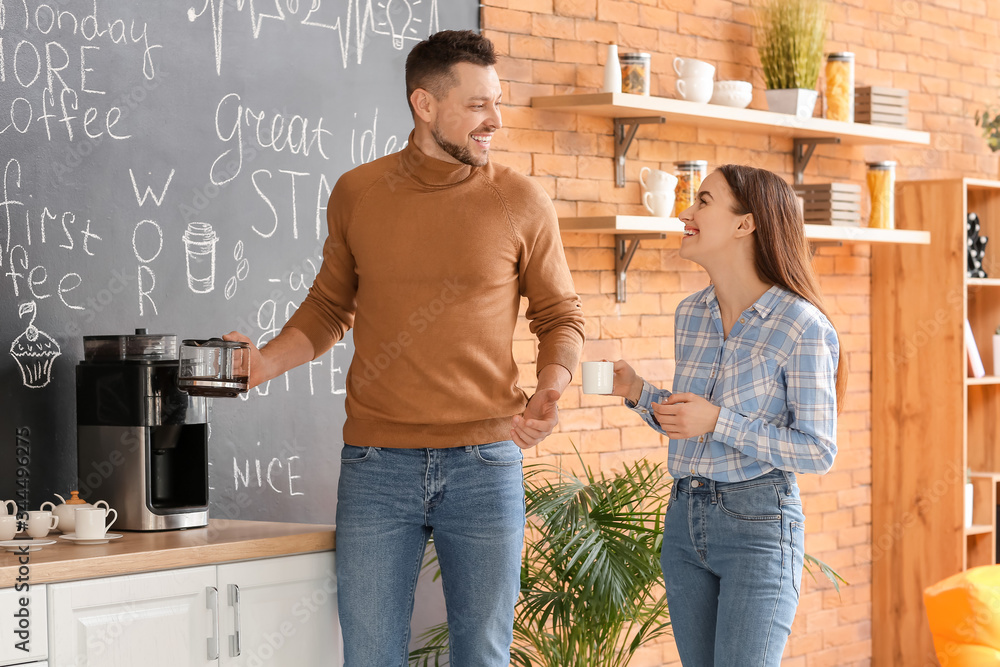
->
[[335, 442, 525, 666], [661, 469, 805, 666]]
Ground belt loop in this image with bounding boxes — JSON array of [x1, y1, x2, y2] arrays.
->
[[781, 469, 794, 495], [709, 479, 718, 505]]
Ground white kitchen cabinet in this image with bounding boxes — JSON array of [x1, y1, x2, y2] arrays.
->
[[217, 552, 339, 665], [46, 552, 338, 667], [0, 584, 47, 666], [48, 566, 218, 667]]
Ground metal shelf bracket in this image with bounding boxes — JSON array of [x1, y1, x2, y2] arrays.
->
[[614, 117, 666, 187], [793, 137, 841, 184], [616, 233, 665, 302]]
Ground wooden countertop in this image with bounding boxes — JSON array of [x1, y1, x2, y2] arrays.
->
[[0, 519, 335, 587]]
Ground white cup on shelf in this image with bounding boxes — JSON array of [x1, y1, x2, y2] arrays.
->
[[644, 190, 676, 217], [676, 77, 715, 104], [639, 167, 678, 194], [673, 57, 715, 80]]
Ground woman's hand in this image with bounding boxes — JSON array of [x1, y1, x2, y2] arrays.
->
[[651, 392, 722, 439], [611, 359, 643, 404]]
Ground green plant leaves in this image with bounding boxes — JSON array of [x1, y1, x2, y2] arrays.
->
[[755, 0, 827, 90]]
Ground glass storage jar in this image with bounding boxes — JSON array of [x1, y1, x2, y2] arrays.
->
[[825, 52, 855, 122], [866, 161, 896, 229], [673, 160, 708, 216], [620, 52, 651, 95]]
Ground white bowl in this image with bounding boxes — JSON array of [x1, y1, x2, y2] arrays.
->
[[710, 80, 753, 108]]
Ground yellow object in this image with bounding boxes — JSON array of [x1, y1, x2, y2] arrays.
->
[[925, 566, 1000, 665], [825, 52, 854, 122], [867, 161, 895, 229], [674, 161, 707, 217]]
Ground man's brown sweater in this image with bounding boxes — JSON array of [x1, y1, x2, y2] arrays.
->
[[285, 138, 585, 448]]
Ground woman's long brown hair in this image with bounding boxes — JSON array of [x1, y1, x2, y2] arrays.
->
[[717, 164, 848, 410]]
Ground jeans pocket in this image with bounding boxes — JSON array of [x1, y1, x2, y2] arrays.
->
[[473, 440, 523, 466], [717, 483, 782, 521], [790, 520, 804, 596], [341, 444, 376, 463]]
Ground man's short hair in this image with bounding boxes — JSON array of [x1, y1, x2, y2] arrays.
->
[[405, 30, 497, 115]]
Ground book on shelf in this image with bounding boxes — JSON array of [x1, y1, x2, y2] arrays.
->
[[965, 319, 987, 378]]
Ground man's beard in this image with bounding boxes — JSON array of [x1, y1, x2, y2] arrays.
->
[[431, 124, 487, 167]]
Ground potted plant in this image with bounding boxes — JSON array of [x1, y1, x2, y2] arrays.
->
[[411, 457, 671, 667], [975, 107, 1000, 152], [409, 454, 846, 666], [755, 0, 828, 117]]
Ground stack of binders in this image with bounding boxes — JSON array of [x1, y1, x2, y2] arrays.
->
[[793, 183, 862, 227], [855, 86, 909, 127]]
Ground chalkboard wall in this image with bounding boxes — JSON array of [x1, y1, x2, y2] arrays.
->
[[0, 0, 479, 524]]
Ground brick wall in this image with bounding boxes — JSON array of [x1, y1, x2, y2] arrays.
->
[[491, 0, 1000, 665]]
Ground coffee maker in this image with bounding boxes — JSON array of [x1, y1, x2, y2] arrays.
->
[[76, 329, 210, 531]]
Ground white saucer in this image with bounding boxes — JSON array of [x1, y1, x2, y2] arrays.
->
[[0, 539, 57, 552], [60, 533, 124, 545]]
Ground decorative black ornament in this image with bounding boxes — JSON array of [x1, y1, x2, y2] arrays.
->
[[968, 213, 989, 279]]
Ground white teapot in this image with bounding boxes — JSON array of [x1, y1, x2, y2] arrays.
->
[[40, 491, 110, 534]]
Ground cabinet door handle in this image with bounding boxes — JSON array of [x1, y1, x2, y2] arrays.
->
[[228, 583, 242, 657], [206, 586, 220, 661]]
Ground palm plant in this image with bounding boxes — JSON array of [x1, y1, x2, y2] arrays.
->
[[409, 455, 847, 667], [410, 457, 671, 667]]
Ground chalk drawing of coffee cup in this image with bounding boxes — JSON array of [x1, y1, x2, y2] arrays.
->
[[10, 301, 61, 389], [184, 222, 218, 294]]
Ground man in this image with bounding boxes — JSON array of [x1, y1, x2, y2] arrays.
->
[[225, 30, 584, 665]]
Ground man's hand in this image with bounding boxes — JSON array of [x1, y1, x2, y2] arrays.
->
[[223, 331, 266, 389], [511, 388, 561, 450], [651, 392, 721, 440]]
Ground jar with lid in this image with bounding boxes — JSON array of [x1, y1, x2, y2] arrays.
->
[[673, 160, 708, 216], [867, 161, 896, 229], [620, 52, 651, 95], [825, 52, 855, 122]]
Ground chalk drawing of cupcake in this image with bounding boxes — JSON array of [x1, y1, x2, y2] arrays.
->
[[10, 301, 61, 389]]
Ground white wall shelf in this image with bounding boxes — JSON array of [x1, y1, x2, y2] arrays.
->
[[559, 216, 931, 245], [531, 92, 931, 187]]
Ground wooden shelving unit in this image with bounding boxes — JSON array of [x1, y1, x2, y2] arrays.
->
[[872, 178, 1000, 666]]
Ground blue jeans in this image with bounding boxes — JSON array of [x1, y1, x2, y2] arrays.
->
[[661, 469, 805, 666], [335, 442, 525, 666]]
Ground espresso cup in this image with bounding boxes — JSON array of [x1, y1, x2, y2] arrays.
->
[[672, 57, 715, 80], [676, 77, 715, 104], [75, 507, 117, 540], [639, 167, 679, 194], [644, 190, 676, 217], [1, 500, 16, 515], [581, 361, 614, 395], [0, 515, 20, 541], [25, 510, 58, 538]]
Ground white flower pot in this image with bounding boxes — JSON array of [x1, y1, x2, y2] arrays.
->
[[765, 88, 818, 118]]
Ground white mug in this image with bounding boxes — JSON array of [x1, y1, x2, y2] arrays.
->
[[676, 77, 715, 104], [644, 190, 676, 217], [1, 500, 16, 515], [75, 507, 118, 539], [639, 167, 679, 193], [25, 510, 58, 538], [0, 515, 21, 541], [581, 361, 614, 395], [673, 57, 715, 80]]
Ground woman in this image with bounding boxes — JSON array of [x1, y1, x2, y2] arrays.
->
[[612, 164, 846, 666]]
